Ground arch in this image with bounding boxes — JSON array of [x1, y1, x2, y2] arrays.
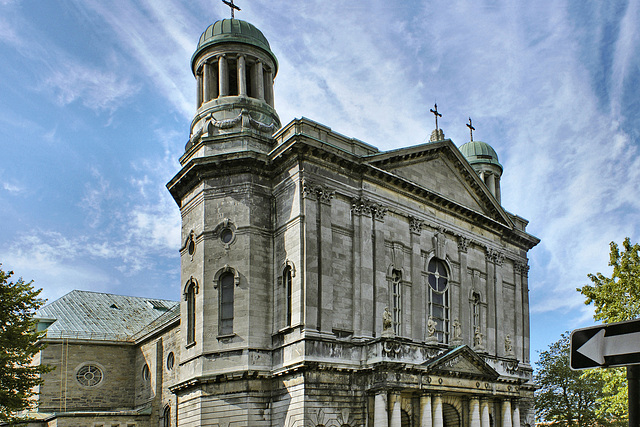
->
[[184, 277, 198, 345], [282, 259, 296, 278], [426, 256, 451, 343], [162, 404, 171, 427], [182, 276, 199, 297], [218, 271, 235, 335], [441, 396, 462, 427], [283, 264, 293, 326], [213, 264, 240, 287]]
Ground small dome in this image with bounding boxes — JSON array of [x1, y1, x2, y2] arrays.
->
[[459, 140, 503, 170], [192, 19, 277, 71]]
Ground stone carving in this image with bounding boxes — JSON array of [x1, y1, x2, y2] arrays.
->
[[350, 196, 387, 220], [432, 227, 447, 259], [474, 327, 484, 351], [451, 319, 462, 345], [514, 260, 530, 275], [485, 247, 505, 265], [382, 307, 394, 337], [247, 112, 277, 133], [426, 316, 438, 344], [457, 235, 471, 253], [301, 180, 335, 204], [409, 216, 423, 234], [505, 334, 514, 355]]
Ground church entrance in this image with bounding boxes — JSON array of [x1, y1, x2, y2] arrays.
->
[[442, 403, 460, 427]]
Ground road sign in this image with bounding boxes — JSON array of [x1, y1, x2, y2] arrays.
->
[[571, 319, 640, 370]]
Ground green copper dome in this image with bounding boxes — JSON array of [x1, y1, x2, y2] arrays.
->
[[192, 19, 277, 71], [459, 140, 503, 170]]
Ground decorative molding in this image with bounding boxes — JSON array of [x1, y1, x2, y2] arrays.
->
[[350, 196, 387, 221], [432, 227, 447, 259], [514, 260, 530, 275], [301, 180, 335, 204], [485, 248, 505, 266], [457, 235, 471, 253], [409, 216, 423, 234]]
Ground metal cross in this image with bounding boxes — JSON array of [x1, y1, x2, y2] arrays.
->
[[430, 103, 442, 130], [466, 117, 475, 141], [222, 0, 240, 18]]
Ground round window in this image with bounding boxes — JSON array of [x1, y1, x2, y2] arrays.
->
[[187, 237, 195, 255], [167, 352, 175, 371], [427, 258, 448, 292], [220, 228, 233, 244], [76, 364, 103, 387]]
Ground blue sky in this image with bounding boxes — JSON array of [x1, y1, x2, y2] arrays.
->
[[1, 0, 639, 363]]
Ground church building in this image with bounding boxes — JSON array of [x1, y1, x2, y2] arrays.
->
[[29, 11, 539, 427]]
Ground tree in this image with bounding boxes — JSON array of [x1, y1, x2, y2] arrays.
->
[[577, 237, 640, 424], [0, 265, 51, 422], [535, 332, 607, 426]]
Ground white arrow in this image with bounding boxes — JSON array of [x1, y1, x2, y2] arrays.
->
[[577, 329, 640, 365]]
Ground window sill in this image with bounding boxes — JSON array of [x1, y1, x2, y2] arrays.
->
[[185, 341, 196, 349], [217, 333, 236, 340]]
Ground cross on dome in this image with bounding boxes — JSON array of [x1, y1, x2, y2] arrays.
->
[[222, 0, 241, 18], [466, 117, 475, 142]]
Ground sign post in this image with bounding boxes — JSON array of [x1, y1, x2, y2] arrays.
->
[[571, 319, 640, 427]]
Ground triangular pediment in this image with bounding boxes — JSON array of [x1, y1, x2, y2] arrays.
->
[[365, 140, 513, 227], [423, 345, 499, 380]]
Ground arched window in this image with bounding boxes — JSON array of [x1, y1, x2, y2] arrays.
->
[[427, 258, 449, 343], [219, 272, 234, 335], [163, 405, 171, 427], [391, 269, 402, 334], [186, 281, 196, 345], [284, 266, 293, 327]]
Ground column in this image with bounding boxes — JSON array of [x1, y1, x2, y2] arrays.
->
[[481, 400, 490, 427], [218, 55, 228, 97], [203, 61, 217, 102], [469, 397, 481, 427], [265, 68, 274, 107], [302, 185, 319, 330], [196, 70, 203, 108], [521, 264, 531, 364], [390, 392, 401, 427], [512, 401, 520, 427], [420, 394, 432, 427], [410, 218, 423, 341], [487, 173, 496, 198], [319, 191, 333, 333], [374, 392, 389, 427], [501, 399, 512, 427], [433, 395, 443, 427], [356, 204, 374, 336], [237, 55, 247, 96], [255, 60, 264, 100], [513, 263, 523, 359]]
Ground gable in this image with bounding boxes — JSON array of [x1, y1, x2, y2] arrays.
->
[[365, 141, 512, 227], [423, 346, 499, 380], [384, 155, 486, 213]]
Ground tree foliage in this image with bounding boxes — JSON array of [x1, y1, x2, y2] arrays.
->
[[579, 237, 640, 323], [576, 237, 640, 424], [0, 266, 51, 422], [535, 333, 607, 426]]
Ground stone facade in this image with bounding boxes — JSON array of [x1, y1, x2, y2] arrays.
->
[[27, 17, 538, 427]]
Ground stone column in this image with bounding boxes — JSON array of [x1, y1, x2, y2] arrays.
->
[[390, 392, 402, 427], [255, 60, 264, 100], [302, 183, 319, 330], [501, 399, 512, 427], [487, 173, 496, 198], [433, 395, 443, 427], [481, 399, 490, 427], [469, 397, 481, 427], [203, 61, 217, 102], [512, 401, 520, 427], [196, 70, 203, 108], [374, 392, 389, 427], [420, 394, 432, 427], [457, 236, 470, 345], [265, 68, 274, 107], [237, 55, 247, 96], [318, 188, 334, 333], [410, 217, 424, 341], [521, 264, 531, 364], [218, 55, 228, 97]]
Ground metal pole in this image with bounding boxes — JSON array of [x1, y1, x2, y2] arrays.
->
[[628, 365, 640, 427]]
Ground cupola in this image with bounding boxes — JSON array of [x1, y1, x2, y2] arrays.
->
[[460, 139, 503, 203], [186, 18, 280, 152]]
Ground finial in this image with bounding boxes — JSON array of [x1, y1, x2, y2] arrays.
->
[[430, 103, 442, 131], [222, 0, 241, 18], [466, 117, 475, 142]]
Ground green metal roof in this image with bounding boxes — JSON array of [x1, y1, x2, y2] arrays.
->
[[34, 290, 178, 342], [459, 140, 503, 170], [192, 19, 277, 72]]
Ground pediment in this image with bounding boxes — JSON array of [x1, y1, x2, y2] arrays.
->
[[365, 140, 513, 227], [422, 345, 499, 380]]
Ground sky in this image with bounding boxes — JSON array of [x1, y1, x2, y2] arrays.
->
[[1, 0, 639, 364]]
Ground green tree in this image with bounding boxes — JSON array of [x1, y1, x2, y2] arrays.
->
[[577, 237, 640, 423], [535, 332, 607, 426], [0, 265, 51, 422]]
